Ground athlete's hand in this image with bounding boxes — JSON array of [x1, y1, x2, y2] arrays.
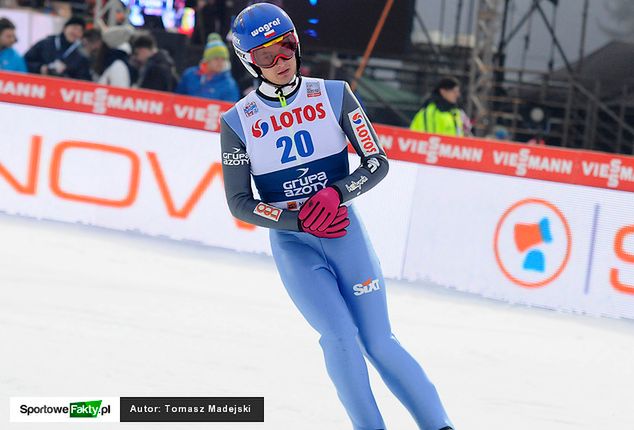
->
[[298, 187, 342, 231], [301, 206, 349, 238]]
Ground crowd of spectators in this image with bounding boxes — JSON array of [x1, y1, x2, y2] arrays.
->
[[0, 13, 241, 103], [0, 5, 477, 137]]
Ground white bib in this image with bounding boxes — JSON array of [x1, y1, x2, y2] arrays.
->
[[235, 77, 349, 209]]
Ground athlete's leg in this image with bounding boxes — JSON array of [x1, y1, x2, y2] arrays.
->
[[270, 230, 385, 430], [323, 206, 453, 430]]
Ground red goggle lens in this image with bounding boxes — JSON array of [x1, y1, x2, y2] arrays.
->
[[250, 33, 298, 68]]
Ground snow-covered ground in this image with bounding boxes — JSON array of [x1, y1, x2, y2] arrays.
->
[[1, 214, 633, 430]]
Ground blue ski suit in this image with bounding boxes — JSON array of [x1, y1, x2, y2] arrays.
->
[[220, 76, 453, 430]]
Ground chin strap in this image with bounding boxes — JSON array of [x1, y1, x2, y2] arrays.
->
[[257, 74, 301, 103]]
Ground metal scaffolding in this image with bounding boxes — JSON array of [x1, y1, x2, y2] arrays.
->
[[467, 0, 502, 136]]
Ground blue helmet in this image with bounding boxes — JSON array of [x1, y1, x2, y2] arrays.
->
[[231, 3, 301, 78]]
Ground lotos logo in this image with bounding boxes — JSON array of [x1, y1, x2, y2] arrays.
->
[[494, 198, 572, 288], [250, 18, 281, 38], [268, 103, 326, 131], [251, 119, 269, 138], [353, 278, 381, 296], [348, 108, 379, 156]]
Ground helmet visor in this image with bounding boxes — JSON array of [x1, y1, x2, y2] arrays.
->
[[250, 33, 298, 69]]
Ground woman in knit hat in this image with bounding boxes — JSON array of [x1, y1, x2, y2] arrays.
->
[[175, 33, 239, 102]]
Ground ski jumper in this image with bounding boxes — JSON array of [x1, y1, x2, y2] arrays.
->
[[221, 76, 453, 430]]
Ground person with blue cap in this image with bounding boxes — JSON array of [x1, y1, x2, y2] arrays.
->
[[175, 33, 239, 102], [219, 3, 454, 430], [0, 17, 27, 73]]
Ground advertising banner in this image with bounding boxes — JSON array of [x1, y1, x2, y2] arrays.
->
[[402, 166, 634, 318], [1, 71, 633, 318], [0, 101, 413, 279]]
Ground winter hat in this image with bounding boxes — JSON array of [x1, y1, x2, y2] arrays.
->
[[0, 17, 16, 34], [203, 33, 229, 61], [64, 16, 86, 29], [102, 25, 134, 49]]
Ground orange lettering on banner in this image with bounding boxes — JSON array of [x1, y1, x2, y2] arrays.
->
[[50, 141, 140, 207], [235, 219, 256, 230], [147, 153, 256, 229], [610, 225, 634, 294], [0, 135, 41, 194], [147, 153, 223, 219]]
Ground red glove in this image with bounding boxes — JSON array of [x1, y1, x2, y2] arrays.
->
[[298, 187, 342, 232], [301, 206, 350, 239]]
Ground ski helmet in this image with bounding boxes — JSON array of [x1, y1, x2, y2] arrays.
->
[[231, 3, 301, 78]]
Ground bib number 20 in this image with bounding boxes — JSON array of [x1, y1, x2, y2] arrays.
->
[[276, 130, 314, 164]]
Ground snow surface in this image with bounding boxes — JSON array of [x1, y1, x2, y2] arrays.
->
[[1, 214, 633, 430]]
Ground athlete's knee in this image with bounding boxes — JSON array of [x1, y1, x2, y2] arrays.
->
[[318, 325, 359, 351], [359, 333, 399, 363]]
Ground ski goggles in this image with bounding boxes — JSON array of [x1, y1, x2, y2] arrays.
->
[[250, 32, 298, 69]]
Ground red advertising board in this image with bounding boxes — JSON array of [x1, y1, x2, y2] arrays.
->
[[1, 71, 633, 192]]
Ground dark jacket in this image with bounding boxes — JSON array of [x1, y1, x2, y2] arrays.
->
[[135, 49, 178, 92], [24, 34, 91, 80]]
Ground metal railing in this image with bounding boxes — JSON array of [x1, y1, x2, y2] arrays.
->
[[305, 49, 634, 154]]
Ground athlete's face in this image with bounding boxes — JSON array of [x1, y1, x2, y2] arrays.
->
[[259, 56, 297, 86]]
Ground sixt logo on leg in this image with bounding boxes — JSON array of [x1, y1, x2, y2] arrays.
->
[[250, 18, 281, 37], [353, 278, 381, 296], [348, 108, 379, 156], [283, 168, 328, 197], [69, 400, 104, 418]]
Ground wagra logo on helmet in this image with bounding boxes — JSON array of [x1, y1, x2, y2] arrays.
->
[[250, 18, 281, 38], [231, 3, 301, 78]]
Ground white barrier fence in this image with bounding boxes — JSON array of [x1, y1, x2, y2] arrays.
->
[[403, 166, 634, 319], [1, 99, 633, 319]]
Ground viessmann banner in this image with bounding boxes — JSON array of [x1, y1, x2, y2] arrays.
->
[[0, 72, 632, 318]]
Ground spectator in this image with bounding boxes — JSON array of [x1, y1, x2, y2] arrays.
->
[[131, 32, 177, 92], [0, 17, 26, 72], [410, 77, 464, 136], [175, 33, 239, 102], [82, 26, 135, 87], [24, 16, 90, 80]]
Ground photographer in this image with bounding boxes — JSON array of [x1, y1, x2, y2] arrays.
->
[[24, 16, 91, 80]]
